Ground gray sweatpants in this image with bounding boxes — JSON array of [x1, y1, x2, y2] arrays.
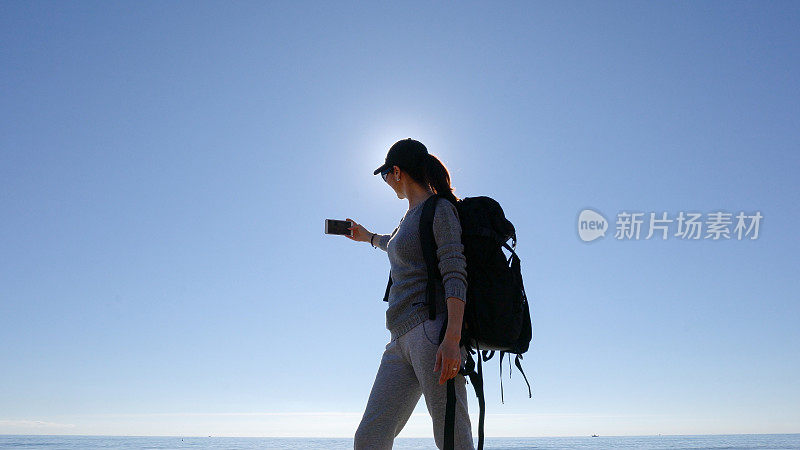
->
[[354, 311, 475, 449]]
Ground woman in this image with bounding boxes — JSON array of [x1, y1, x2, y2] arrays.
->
[[345, 138, 475, 449]]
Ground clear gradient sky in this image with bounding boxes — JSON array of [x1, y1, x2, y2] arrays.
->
[[1, 0, 798, 438]]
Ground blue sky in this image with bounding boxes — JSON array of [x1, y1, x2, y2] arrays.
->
[[1, 0, 798, 438]]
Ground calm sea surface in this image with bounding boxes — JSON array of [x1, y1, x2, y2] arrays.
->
[[1, 434, 798, 449]]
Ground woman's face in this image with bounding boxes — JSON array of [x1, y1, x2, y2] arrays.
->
[[384, 166, 405, 199]]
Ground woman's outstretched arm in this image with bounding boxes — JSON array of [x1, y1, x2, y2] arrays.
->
[[345, 218, 391, 252]]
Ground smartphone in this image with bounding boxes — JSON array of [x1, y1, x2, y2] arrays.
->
[[325, 219, 353, 237]]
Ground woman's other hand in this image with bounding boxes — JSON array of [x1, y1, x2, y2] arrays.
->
[[345, 218, 372, 243], [434, 336, 462, 385]]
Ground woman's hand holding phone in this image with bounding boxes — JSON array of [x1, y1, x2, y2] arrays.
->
[[345, 218, 372, 243]]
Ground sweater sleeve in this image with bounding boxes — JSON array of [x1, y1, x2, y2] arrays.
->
[[432, 199, 468, 303], [375, 233, 390, 251]]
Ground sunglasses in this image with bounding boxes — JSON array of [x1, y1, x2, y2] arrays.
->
[[380, 167, 394, 181]]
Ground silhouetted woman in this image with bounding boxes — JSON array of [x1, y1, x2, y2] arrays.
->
[[346, 138, 474, 449]]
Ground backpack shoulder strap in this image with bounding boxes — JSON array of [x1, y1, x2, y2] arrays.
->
[[426, 194, 487, 450], [381, 225, 401, 302], [446, 346, 486, 450], [382, 272, 392, 302], [419, 194, 442, 320]]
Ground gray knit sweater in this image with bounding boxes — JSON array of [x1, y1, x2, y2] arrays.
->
[[375, 195, 468, 341]]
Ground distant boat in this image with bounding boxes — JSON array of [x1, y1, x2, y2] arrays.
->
[[591, 434, 599, 437]]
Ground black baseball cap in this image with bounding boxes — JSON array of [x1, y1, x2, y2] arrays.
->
[[373, 138, 429, 175]]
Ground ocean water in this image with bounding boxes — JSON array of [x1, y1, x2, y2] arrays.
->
[[0, 434, 798, 449]]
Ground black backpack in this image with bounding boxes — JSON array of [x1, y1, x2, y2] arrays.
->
[[382, 194, 532, 450]]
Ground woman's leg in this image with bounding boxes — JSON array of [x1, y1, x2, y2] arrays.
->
[[407, 312, 475, 450], [354, 338, 422, 450]]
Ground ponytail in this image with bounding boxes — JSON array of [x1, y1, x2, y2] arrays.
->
[[423, 153, 459, 205], [400, 149, 460, 205]]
